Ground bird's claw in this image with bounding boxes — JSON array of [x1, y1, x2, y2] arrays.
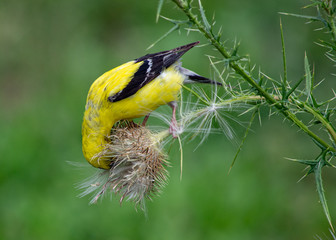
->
[[168, 101, 179, 138], [169, 120, 179, 138]]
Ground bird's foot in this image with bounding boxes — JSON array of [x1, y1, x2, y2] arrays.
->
[[142, 113, 151, 126], [168, 101, 179, 138], [169, 118, 179, 138]]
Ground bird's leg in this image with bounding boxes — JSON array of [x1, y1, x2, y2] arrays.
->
[[142, 113, 151, 126], [168, 101, 179, 138]]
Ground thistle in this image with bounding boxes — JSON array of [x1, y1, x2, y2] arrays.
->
[[78, 121, 169, 208], [78, 83, 247, 208], [155, 0, 336, 231]]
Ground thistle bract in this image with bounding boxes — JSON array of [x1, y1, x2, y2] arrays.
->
[[79, 121, 169, 208]]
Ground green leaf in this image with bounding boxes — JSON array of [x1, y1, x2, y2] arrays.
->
[[315, 159, 335, 232], [279, 12, 328, 27], [280, 18, 288, 99], [230, 42, 240, 57], [198, 0, 211, 33], [286, 157, 316, 176], [304, 53, 313, 103], [258, 75, 264, 87], [286, 157, 318, 166], [289, 152, 335, 230], [285, 76, 304, 99]]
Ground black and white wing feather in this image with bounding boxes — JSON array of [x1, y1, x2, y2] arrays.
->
[[108, 42, 200, 102]]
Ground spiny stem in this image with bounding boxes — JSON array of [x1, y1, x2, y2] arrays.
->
[[301, 102, 336, 144], [328, 15, 336, 45], [284, 109, 335, 152], [171, 0, 336, 153]]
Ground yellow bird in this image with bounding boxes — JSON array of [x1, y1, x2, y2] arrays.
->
[[82, 41, 221, 169]]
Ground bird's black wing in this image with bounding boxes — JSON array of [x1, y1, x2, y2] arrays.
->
[[108, 41, 199, 102]]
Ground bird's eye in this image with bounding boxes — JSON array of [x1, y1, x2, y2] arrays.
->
[[108, 95, 116, 102]]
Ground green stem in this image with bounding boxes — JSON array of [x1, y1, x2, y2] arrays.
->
[[172, 0, 282, 105], [284, 109, 335, 152], [154, 129, 170, 142], [328, 15, 336, 46], [302, 102, 336, 144], [171, 0, 336, 153], [156, 94, 336, 154]]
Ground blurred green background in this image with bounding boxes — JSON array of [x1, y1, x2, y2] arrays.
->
[[1, 0, 336, 239]]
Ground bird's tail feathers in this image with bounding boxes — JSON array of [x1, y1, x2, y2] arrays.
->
[[180, 67, 222, 86]]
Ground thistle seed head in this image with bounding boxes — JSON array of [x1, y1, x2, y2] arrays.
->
[[79, 121, 169, 208]]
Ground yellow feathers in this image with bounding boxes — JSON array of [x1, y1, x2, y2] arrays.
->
[[82, 62, 184, 169], [82, 42, 220, 169]]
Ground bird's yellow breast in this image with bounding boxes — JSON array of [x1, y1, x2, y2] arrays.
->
[[82, 61, 185, 169]]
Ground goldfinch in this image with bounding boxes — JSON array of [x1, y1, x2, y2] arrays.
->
[[82, 41, 221, 169]]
